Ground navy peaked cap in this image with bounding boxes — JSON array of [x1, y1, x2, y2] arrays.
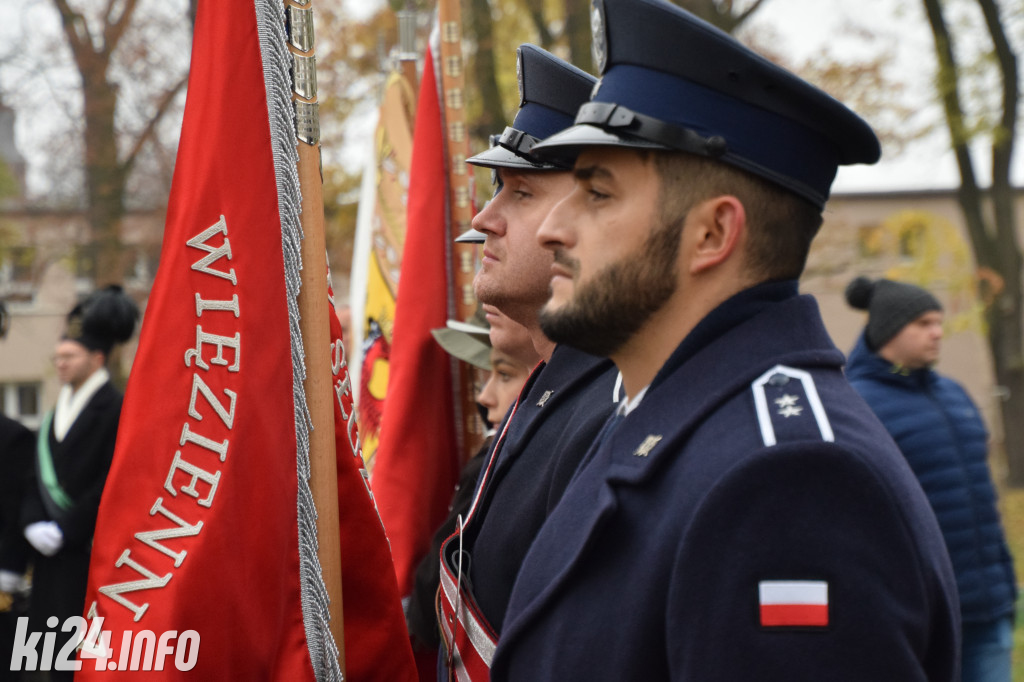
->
[[468, 44, 597, 170], [533, 0, 881, 208]]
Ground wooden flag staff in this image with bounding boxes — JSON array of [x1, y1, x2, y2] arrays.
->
[[285, 0, 346, 675]]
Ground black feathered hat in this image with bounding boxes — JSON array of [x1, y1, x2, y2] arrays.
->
[[63, 284, 140, 355]]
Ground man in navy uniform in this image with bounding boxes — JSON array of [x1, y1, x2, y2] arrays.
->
[[490, 0, 961, 679], [436, 45, 621, 679]]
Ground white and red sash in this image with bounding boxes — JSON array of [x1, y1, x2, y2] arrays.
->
[[437, 375, 531, 680]]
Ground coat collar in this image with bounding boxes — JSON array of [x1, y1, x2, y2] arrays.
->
[[491, 344, 616, 476], [605, 291, 842, 486], [498, 289, 844, 651], [54, 368, 111, 442]]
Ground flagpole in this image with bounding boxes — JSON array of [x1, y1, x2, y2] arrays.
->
[[437, 0, 486, 463], [285, 0, 346, 674]]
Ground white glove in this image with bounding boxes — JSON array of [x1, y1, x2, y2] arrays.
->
[[24, 521, 64, 557], [0, 569, 26, 593]]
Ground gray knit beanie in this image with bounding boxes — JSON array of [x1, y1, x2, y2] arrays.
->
[[845, 276, 942, 351]]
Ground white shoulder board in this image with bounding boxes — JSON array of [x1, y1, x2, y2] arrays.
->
[[751, 364, 835, 447]]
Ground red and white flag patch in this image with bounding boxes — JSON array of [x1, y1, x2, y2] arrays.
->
[[758, 580, 829, 627]]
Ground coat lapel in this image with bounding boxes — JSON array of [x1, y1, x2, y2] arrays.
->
[[488, 346, 613, 484]]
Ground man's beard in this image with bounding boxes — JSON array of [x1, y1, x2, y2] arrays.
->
[[539, 215, 682, 358]]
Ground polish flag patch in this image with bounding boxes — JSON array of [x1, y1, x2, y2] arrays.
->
[[758, 580, 829, 627]]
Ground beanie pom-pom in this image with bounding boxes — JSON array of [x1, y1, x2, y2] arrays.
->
[[845, 276, 874, 310]]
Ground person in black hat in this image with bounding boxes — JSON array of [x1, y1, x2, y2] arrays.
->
[[435, 44, 622, 681], [488, 1, 960, 680], [845, 276, 1016, 682], [19, 284, 138, 680]]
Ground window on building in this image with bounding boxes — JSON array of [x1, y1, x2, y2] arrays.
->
[[898, 220, 927, 258], [857, 223, 883, 258], [0, 244, 36, 297], [74, 244, 98, 281], [2, 381, 42, 429], [17, 382, 39, 418], [9, 246, 35, 283], [127, 245, 161, 289]]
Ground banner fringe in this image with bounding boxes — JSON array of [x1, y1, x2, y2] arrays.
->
[[254, 1, 343, 680]]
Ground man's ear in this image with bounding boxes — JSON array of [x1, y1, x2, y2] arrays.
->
[[688, 196, 746, 274]]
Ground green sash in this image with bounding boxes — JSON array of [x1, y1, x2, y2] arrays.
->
[[37, 409, 74, 512]]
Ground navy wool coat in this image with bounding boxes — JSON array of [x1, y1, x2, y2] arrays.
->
[[846, 333, 1017, 624], [461, 344, 619, 634], [491, 283, 960, 681]]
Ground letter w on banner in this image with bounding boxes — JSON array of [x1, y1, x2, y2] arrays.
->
[[78, 0, 415, 679]]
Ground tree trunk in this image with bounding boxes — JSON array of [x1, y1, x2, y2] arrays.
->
[[54, 0, 131, 286], [466, 0, 505, 142], [563, 0, 592, 74], [975, 0, 1023, 483], [922, 0, 1024, 484], [522, 0, 555, 50], [82, 73, 128, 287]]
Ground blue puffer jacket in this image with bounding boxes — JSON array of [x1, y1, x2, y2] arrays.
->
[[846, 333, 1017, 623]]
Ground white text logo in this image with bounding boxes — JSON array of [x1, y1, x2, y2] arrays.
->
[[10, 617, 200, 672]]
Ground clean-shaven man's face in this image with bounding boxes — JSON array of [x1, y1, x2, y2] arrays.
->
[[881, 310, 944, 369], [472, 168, 574, 325]]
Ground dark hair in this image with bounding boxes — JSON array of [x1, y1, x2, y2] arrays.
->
[[650, 151, 823, 280]]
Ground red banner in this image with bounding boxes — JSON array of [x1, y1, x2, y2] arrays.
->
[[370, 43, 461, 598], [75, 1, 412, 679], [326, 276, 417, 682]]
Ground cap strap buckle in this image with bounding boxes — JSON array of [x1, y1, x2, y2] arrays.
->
[[495, 126, 542, 158]]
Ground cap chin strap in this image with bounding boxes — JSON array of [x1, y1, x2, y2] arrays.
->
[[575, 101, 826, 208], [575, 101, 729, 158]]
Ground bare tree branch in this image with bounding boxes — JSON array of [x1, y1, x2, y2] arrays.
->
[[122, 73, 188, 177], [522, 0, 555, 50], [53, 0, 91, 62], [732, 0, 768, 28], [103, 0, 140, 56]]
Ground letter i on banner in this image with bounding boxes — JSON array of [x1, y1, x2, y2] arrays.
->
[[77, 0, 344, 679]]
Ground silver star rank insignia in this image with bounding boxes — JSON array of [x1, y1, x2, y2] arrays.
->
[[775, 394, 803, 418]]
